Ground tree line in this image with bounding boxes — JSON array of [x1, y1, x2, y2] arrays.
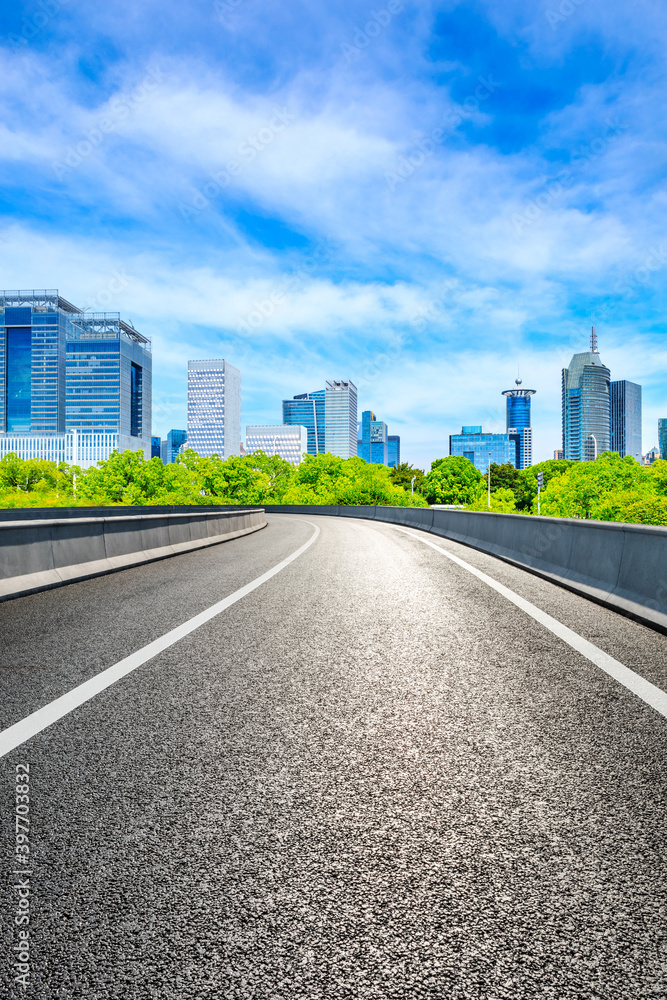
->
[[1, 448, 666, 526]]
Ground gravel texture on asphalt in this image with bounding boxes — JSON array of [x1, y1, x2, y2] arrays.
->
[[0, 513, 666, 999]]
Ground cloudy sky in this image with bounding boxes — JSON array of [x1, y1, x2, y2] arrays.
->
[[2, 0, 666, 466]]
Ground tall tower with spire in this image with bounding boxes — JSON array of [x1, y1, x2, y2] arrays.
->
[[562, 323, 610, 461], [502, 376, 536, 468]]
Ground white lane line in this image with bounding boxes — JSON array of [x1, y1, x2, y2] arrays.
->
[[0, 521, 321, 759], [393, 526, 667, 720]]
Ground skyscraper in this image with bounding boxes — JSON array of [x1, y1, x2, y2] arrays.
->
[[283, 380, 357, 459], [562, 325, 610, 461], [283, 390, 325, 455], [358, 410, 388, 464], [324, 380, 358, 459], [659, 419, 667, 461], [610, 381, 642, 462], [502, 377, 535, 469], [0, 289, 152, 463], [187, 359, 241, 459], [449, 426, 514, 472], [388, 435, 400, 468], [165, 428, 188, 463]]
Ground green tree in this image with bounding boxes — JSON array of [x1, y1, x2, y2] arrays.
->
[[420, 456, 483, 505], [467, 487, 517, 513], [537, 452, 649, 519], [389, 462, 425, 494]]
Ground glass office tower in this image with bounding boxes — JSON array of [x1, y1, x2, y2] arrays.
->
[[165, 428, 187, 463], [187, 359, 241, 459], [659, 419, 667, 461], [324, 380, 358, 459], [610, 380, 642, 462], [388, 435, 400, 468], [283, 390, 325, 456], [357, 410, 388, 464], [562, 328, 610, 461], [502, 378, 535, 469], [0, 289, 151, 458], [449, 426, 513, 472]]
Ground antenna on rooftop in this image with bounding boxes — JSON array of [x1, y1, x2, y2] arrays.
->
[[590, 311, 598, 353]]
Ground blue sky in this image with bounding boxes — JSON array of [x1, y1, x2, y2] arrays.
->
[[1, 0, 666, 466]]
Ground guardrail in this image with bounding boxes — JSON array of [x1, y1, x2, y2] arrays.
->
[[0, 508, 266, 602], [261, 504, 667, 634]]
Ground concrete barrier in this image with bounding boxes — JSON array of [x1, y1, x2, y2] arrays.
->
[[260, 504, 667, 633], [0, 509, 266, 601]]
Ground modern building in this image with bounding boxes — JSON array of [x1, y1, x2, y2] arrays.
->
[[643, 447, 661, 466], [164, 428, 187, 464], [324, 379, 357, 459], [562, 326, 610, 461], [610, 381, 642, 461], [659, 419, 667, 461], [449, 426, 514, 473], [246, 424, 308, 465], [358, 410, 388, 465], [357, 410, 401, 467], [502, 378, 535, 469], [283, 390, 325, 455], [283, 380, 357, 459], [0, 289, 151, 463], [187, 359, 241, 459], [388, 435, 400, 468], [151, 435, 161, 459], [554, 449, 564, 461]]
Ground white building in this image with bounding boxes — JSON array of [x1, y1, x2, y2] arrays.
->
[[246, 424, 308, 465], [187, 359, 241, 459], [0, 431, 147, 469], [324, 379, 357, 459]]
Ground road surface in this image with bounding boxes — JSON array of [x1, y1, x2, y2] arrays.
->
[[0, 513, 665, 999]]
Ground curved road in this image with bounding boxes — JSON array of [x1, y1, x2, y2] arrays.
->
[[1, 513, 666, 999]]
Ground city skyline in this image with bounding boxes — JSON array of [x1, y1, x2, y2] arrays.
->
[[1, 4, 666, 468]]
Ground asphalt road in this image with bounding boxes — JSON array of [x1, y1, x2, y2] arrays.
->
[[0, 513, 666, 999]]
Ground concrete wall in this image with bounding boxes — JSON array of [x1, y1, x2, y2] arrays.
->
[[0, 509, 266, 602], [261, 505, 667, 633]]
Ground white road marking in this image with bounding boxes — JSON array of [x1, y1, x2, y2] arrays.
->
[[393, 526, 667, 720], [0, 521, 321, 759]]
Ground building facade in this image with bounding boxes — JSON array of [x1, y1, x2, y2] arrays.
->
[[388, 435, 400, 468], [502, 378, 535, 469], [659, 419, 667, 461], [246, 424, 308, 465], [163, 428, 187, 464], [610, 380, 642, 461], [562, 328, 610, 461], [151, 435, 161, 459], [0, 289, 151, 459], [187, 359, 241, 459], [283, 390, 325, 455], [357, 409, 400, 467], [283, 380, 357, 459], [324, 379, 357, 459], [449, 426, 513, 473]]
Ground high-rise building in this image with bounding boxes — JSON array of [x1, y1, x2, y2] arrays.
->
[[659, 419, 667, 461], [358, 410, 388, 464], [324, 379, 357, 459], [246, 424, 308, 465], [388, 435, 400, 468], [151, 435, 161, 459], [502, 378, 535, 469], [283, 390, 325, 455], [562, 325, 610, 461], [283, 380, 357, 459], [187, 359, 240, 459], [0, 289, 151, 463], [610, 381, 642, 462], [554, 449, 564, 460], [164, 428, 187, 463], [449, 425, 514, 473]]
